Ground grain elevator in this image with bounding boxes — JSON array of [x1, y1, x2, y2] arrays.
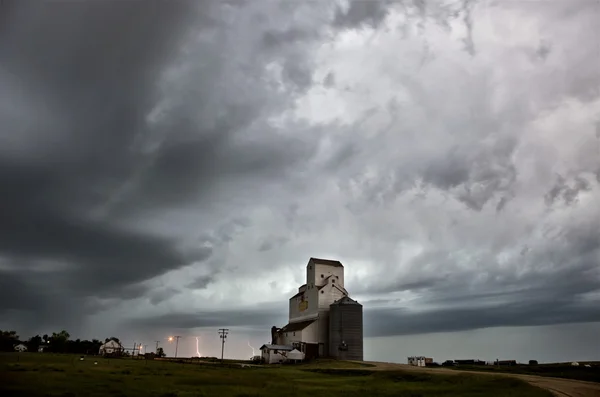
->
[[268, 257, 363, 361]]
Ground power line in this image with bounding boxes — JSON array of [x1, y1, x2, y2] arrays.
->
[[218, 329, 229, 363]]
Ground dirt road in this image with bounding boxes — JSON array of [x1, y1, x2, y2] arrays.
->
[[358, 361, 600, 397]]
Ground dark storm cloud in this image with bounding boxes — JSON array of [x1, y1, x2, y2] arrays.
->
[[359, 218, 600, 336], [0, 266, 108, 335], [130, 307, 285, 331], [0, 1, 220, 330], [364, 298, 600, 337], [355, 275, 446, 295], [0, 0, 330, 335], [333, 0, 395, 29], [262, 27, 315, 49], [149, 288, 181, 306], [187, 276, 214, 290], [544, 174, 591, 206], [422, 147, 471, 189], [2, 0, 599, 351]]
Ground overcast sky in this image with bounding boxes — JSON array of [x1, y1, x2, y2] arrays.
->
[[1, 0, 599, 362]]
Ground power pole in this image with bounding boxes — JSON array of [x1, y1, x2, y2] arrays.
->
[[218, 329, 229, 363], [171, 336, 181, 358]]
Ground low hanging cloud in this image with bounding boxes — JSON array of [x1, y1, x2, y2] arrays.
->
[[0, 0, 599, 348]]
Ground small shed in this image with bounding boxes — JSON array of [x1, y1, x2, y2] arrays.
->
[[14, 344, 27, 352], [99, 340, 123, 356], [286, 348, 304, 362], [260, 344, 293, 364], [408, 356, 426, 367]]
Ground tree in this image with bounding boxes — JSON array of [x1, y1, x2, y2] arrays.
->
[[0, 330, 20, 352], [529, 360, 538, 366], [27, 335, 43, 352], [52, 330, 70, 341], [48, 330, 70, 353], [156, 347, 166, 358], [105, 336, 120, 344]]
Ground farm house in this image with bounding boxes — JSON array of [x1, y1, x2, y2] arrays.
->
[[260, 344, 293, 364], [14, 344, 27, 352], [99, 340, 123, 356]]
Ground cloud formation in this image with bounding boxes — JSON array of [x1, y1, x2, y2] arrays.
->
[[0, 0, 598, 356]]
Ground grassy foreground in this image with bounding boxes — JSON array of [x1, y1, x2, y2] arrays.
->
[[0, 353, 551, 397], [448, 362, 600, 383]]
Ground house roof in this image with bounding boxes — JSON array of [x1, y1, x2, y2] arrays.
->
[[287, 349, 304, 359], [101, 340, 123, 348], [308, 257, 343, 268], [280, 319, 315, 333], [260, 344, 294, 351], [331, 296, 361, 306]]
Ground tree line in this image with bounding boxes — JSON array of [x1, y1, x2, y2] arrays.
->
[[1, 329, 122, 355]]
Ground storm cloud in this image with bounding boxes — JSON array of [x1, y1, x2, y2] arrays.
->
[[1, 0, 599, 360]]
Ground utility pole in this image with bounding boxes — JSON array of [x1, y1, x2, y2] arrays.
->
[[170, 336, 181, 358], [218, 329, 229, 363]]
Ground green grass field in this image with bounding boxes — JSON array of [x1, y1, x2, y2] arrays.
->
[[448, 363, 600, 383], [0, 353, 552, 397]]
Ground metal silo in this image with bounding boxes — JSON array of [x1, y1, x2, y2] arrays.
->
[[328, 296, 363, 361]]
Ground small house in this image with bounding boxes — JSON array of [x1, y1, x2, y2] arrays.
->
[[14, 344, 27, 352], [260, 344, 293, 364], [408, 356, 426, 367], [99, 340, 123, 356], [286, 348, 305, 363]]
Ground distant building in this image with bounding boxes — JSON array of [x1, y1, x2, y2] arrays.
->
[[496, 360, 517, 366], [408, 356, 428, 366], [14, 344, 27, 352], [270, 258, 363, 361], [99, 340, 123, 356], [456, 359, 486, 366], [260, 344, 294, 364]]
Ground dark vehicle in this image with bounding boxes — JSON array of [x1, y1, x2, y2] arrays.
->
[[442, 360, 457, 367]]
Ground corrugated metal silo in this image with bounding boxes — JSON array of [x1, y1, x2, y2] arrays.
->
[[328, 296, 363, 360]]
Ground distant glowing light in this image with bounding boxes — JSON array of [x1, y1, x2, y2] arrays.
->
[[168, 336, 173, 342]]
